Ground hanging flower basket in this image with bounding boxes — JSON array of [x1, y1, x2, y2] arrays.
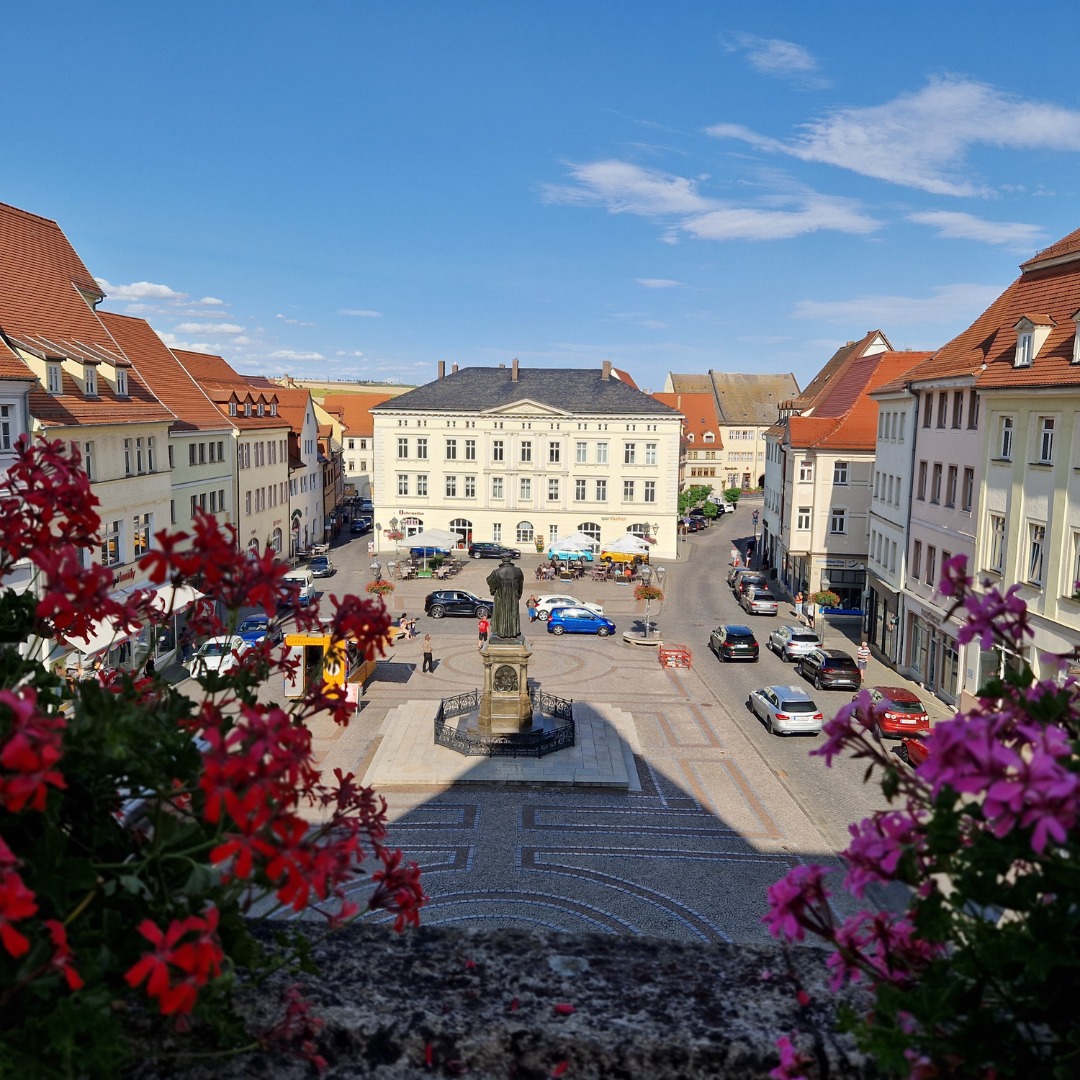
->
[[634, 584, 665, 603], [810, 589, 841, 610], [365, 580, 395, 598], [384, 530, 404, 541], [644, 535, 657, 544]]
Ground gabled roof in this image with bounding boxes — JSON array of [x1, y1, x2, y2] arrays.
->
[[709, 371, 801, 425], [652, 391, 723, 446], [795, 330, 892, 413], [372, 366, 680, 417], [321, 392, 396, 437], [665, 373, 714, 394], [270, 385, 316, 433], [99, 312, 229, 433], [171, 349, 288, 430]]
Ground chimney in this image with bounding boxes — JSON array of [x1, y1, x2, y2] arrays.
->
[[511, 358, 519, 382], [438, 360, 445, 380], [452, 363, 459, 374], [602, 360, 612, 380]]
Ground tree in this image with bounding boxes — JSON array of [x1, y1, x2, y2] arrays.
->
[[723, 487, 741, 508], [678, 484, 713, 515]]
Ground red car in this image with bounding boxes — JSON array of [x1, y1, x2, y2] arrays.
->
[[857, 686, 930, 739]]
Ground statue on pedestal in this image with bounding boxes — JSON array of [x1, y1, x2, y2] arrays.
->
[[486, 554, 524, 640]]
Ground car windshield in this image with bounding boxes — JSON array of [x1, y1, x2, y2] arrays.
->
[[239, 618, 265, 630], [883, 695, 921, 711], [728, 633, 755, 644], [200, 642, 229, 656], [789, 632, 818, 642], [826, 658, 857, 669], [751, 593, 776, 602]]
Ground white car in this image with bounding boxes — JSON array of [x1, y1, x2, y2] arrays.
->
[[188, 635, 250, 675], [747, 685, 824, 737], [532, 594, 604, 622], [768, 624, 821, 662]]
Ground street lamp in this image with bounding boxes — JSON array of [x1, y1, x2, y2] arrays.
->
[[374, 523, 380, 556], [818, 575, 830, 647], [370, 560, 383, 583]]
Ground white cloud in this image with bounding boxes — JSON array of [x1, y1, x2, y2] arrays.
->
[[335, 350, 366, 357], [635, 278, 682, 289], [198, 296, 225, 306], [96, 278, 187, 301], [728, 33, 829, 88], [275, 313, 317, 326], [542, 160, 714, 216], [907, 210, 1047, 251], [792, 282, 1003, 325], [682, 193, 880, 241], [173, 322, 245, 334], [158, 332, 215, 353], [271, 349, 325, 361], [338, 309, 382, 318], [707, 76, 1080, 196]]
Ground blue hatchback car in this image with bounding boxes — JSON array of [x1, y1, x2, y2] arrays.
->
[[546, 606, 616, 637]]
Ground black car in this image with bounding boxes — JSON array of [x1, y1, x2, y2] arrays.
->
[[796, 648, 862, 690], [468, 542, 522, 560], [350, 516, 372, 534], [424, 590, 493, 619], [708, 624, 759, 662]]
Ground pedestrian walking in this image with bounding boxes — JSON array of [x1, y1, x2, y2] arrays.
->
[[794, 591, 804, 621], [421, 634, 435, 673], [857, 641, 871, 676], [526, 595, 539, 622], [477, 616, 490, 648], [730, 546, 741, 568]]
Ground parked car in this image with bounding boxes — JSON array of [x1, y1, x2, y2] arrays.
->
[[358, 498, 374, 513], [709, 624, 759, 662], [740, 588, 779, 616], [547, 548, 595, 563], [533, 595, 604, 621], [899, 734, 930, 768], [768, 624, 821, 662], [187, 635, 250, 676], [857, 686, 931, 739], [735, 573, 768, 598], [308, 554, 334, 578], [728, 566, 765, 590], [351, 516, 372, 534], [424, 590, 493, 619], [468, 542, 522, 560], [235, 613, 283, 646], [683, 517, 705, 532], [711, 499, 734, 515], [747, 685, 825, 736], [546, 607, 616, 636], [410, 546, 453, 560], [796, 648, 861, 691]]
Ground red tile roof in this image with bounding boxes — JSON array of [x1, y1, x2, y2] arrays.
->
[[652, 391, 723, 446], [171, 349, 288, 430], [1019, 226, 1080, 271], [321, 393, 396, 438], [795, 330, 892, 412]]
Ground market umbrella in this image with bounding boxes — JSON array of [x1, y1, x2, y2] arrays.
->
[[552, 530, 597, 551], [402, 527, 459, 568]]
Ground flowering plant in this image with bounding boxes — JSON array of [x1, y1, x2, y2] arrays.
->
[[633, 584, 664, 603], [765, 554, 1080, 1078], [809, 589, 841, 610], [365, 580, 395, 598], [0, 437, 425, 1076], [384, 529, 404, 541]]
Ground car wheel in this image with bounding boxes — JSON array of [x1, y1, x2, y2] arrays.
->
[[765, 713, 774, 735], [429, 605, 446, 619], [537, 610, 550, 622], [472, 552, 482, 559], [552, 625, 565, 635], [596, 626, 610, 637], [872, 722, 883, 741], [475, 606, 490, 619], [815, 675, 825, 691]]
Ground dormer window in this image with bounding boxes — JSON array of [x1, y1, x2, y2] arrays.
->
[[1073, 308, 1080, 363], [703, 432, 715, 443], [257, 401, 264, 416], [1013, 315, 1055, 367], [47, 363, 62, 394], [686, 432, 695, 442], [270, 402, 278, 416], [116, 369, 128, 396], [228, 400, 237, 416], [244, 401, 251, 417], [84, 365, 97, 396]]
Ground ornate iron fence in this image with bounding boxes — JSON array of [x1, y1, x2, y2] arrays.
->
[[434, 688, 575, 758]]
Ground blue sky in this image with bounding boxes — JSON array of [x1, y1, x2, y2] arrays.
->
[[5, 2, 1080, 393]]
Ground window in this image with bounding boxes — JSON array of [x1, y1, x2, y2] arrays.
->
[[123, 439, 133, 476], [519, 477, 531, 499], [464, 476, 476, 498], [492, 476, 504, 498], [930, 463, 942, 504], [988, 514, 1006, 573], [952, 391, 964, 429], [833, 461, 848, 485], [922, 395, 931, 428], [47, 363, 61, 394], [595, 479, 607, 501], [830, 508, 846, 534], [912, 540, 922, 580], [417, 474, 428, 496], [575, 441, 587, 464], [445, 438, 457, 460], [100, 520, 122, 567], [147, 437, 155, 473], [596, 442, 608, 465], [624, 442, 636, 465], [492, 523, 502, 542], [917, 461, 927, 500], [133, 513, 151, 558], [1016, 332, 1034, 367], [574, 479, 586, 500], [82, 441, 94, 481], [519, 441, 532, 463], [967, 389, 979, 429], [397, 474, 408, 496], [397, 437, 408, 459], [465, 439, 476, 461], [644, 480, 656, 503], [936, 391, 948, 428], [189, 444, 197, 466], [1039, 417, 1055, 463], [962, 467, 974, 512], [548, 441, 560, 464], [797, 506, 811, 530], [1071, 531, 1080, 598], [84, 366, 97, 396], [926, 545, 937, 587], [548, 478, 560, 501], [416, 437, 428, 460], [623, 480, 634, 501], [999, 417, 1014, 460], [516, 521, 535, 544], [798, 460, 813, 482], [1028, 523, 1046, 585], [492, 440, 504, 462], [945, 465, 958, 507], [116, 369, 128, 396], [645, 442, 657, 465], [445, 476, 457, 497]]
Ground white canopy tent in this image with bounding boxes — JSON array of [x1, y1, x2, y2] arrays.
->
[[403, 528, 458, 549], [550, 530, 598, 552], [603, 534, 650, 555]]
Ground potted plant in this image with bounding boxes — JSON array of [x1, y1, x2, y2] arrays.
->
[[535, 536, 545, 553]]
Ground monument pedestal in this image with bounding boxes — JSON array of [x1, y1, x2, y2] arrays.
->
[[474, 636, 533, 733]]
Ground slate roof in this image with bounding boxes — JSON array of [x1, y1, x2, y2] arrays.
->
[[709, 372, 801, 425], [372, 367, 680, 416]]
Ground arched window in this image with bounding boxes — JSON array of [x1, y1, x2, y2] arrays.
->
[[515, 520, 534, 544], [577, 521, 601, 546], [270, 527, 283, 554], [247, 537, 261, 558], [628, 522, 651, 538], [449, 518, 472, 547]]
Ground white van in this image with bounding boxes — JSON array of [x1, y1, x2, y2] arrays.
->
[[282, 568, 315, 606]]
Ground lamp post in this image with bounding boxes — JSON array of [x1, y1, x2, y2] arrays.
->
[[370, 560, 383, 584], [650, 564, 667, 639], [374, 522, 380, 556], [818, 575, 830, 647]]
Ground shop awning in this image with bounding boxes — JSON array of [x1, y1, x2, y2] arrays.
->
[[147, 583, 204, 616], [62, 583, 204, 656]]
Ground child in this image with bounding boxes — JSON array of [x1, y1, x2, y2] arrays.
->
[[477, 615, 490, 648]]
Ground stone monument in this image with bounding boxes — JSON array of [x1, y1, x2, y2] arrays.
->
[[475, 554, 533, 732]]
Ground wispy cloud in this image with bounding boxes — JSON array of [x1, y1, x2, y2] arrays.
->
[[97, 278, 186, 301], [339, 308, 382, 318], [683, 193, 880, 241], [198, 296, 225, 306], [636, 278, 682, 288], [907, 210, 1047, 251], [707, 76, 1080, 196], [792, 282, 1003, 325], [275, 314, 317, 326], [542, 161, 713, 216], [173, 322, 245, 334], [271, 349, 325, 361], [726, 33, 829, 88]]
